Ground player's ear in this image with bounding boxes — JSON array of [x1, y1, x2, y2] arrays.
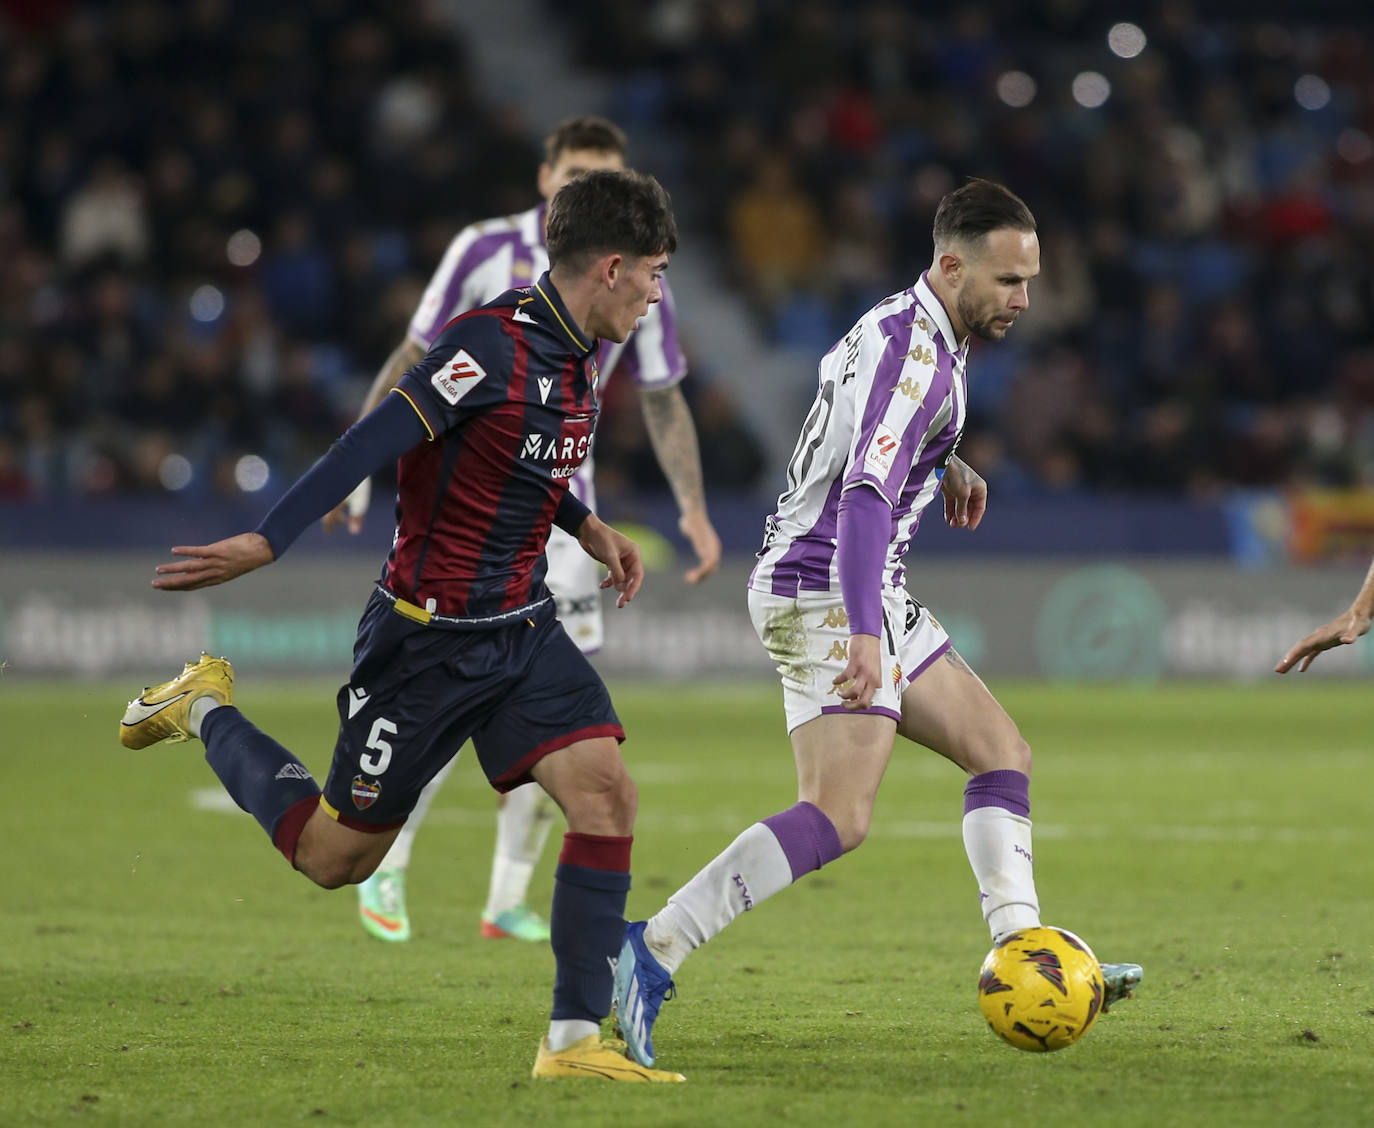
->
[[938, 250, 963, 288], [537, 162, 555, 200], [600, 252, 624, 289]]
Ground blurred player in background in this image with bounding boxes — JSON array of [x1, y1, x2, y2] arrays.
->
[[1275, 556, 1374, 672], [324, 116, 721, 945], [121, 170, 688, 1081], [610, 179, 1142, 1070]]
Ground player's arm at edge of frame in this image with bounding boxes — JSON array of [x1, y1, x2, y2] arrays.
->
[[1275, 554, 1374, 674]]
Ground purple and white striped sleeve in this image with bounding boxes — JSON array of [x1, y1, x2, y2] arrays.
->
[[406, 224, 486, 349], [621, 276, 687, 389]]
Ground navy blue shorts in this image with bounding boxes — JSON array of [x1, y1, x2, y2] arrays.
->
[[319, 588, 623, 831]]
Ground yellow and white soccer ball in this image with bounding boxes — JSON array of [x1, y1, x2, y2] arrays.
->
[[978, 926, 1105, 1052]]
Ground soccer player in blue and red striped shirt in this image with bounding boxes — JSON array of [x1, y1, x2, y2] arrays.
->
[[119, 170, 688, 1082], [329, 117, 720, 947]]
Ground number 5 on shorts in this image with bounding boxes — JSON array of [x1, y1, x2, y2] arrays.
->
[[360, 717, 398, 774]]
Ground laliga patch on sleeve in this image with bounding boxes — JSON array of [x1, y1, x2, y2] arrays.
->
[[864, 423, 901, 476], [431, 348, 488, 405]]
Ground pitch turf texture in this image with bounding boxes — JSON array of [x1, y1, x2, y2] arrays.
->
[[7, 680, 1373, 1126]]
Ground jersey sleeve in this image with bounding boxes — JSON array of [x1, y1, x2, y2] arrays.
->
[[394, 313, 513, 438], [841, 322, 949, 507], [619, 275, 687, 389], [406, 223, 489, 349]]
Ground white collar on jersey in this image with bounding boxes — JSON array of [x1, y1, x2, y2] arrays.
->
[[914, 272, 961, 354]]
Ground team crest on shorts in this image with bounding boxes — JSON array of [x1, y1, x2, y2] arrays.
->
[[892, 664, 902, 687], [351, 775, 381, 811]]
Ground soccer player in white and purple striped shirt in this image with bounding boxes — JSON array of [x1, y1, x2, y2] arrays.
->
[[611, 179, 1141, 1070], [328, 118, 722, 946]]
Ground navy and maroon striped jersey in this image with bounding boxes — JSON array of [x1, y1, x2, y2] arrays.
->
[[383, 272, 601, 624]]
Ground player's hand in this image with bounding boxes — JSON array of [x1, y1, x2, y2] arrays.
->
[[834, 633, 882, 711], [679, 507, 721, 584], [152, 533, 275, 591], [577, 514, 644, 608], [323, 477, 371, 535], [1274, 609, 1372, 673], [941, 455, 986, 530]]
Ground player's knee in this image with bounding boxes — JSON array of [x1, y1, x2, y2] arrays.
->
[[293, 844, 369, 890], [965, 730, 1032, 777], [560, 757, 637, 834], [816, 798, 872, 853]]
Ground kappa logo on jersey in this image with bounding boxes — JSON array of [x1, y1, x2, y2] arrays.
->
[[864, 423, 902, 476], [905, 344, 936, 367], [897, 376, 925, 403], [521, 430, 592, 478], [430, 348, 488, 405]]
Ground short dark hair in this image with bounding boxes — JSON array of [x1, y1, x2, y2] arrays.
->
[[933, 178, 1036, 250], [544, 115, 628, 165], [546, 169, 678, 270]]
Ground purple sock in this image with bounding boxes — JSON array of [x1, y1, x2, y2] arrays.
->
[[761, 801, 843, 880], [963, 769, 1030, 818]]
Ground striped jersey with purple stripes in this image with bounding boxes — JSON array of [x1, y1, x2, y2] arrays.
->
[[750, 272, 969, 598], [405, 202, 687, 506]]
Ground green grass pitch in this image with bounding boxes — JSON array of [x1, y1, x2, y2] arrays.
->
[[6, 678, 1373, 1126]]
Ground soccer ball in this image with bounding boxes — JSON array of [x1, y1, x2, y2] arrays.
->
[[977, 926, 1104, 1053]]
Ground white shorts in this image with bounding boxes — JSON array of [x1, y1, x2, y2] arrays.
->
[[546, 524, 604, 654], [747, 586, 952, 733]]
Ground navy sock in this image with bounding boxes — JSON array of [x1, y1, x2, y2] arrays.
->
[[550, 834, 632, 1022], [201, 706, 321, 849]]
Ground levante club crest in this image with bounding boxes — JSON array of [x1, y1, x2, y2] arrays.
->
[[351, 776, 381, 811]]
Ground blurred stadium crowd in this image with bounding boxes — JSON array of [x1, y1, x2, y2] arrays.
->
[[2, 0, 1373, 505], [556, 0, 1374, 498]]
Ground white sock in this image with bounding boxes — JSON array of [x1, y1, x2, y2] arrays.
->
[[377, 756, 458, 872], [188, 696, 221, 739], [484, 782, 559, 918], [643, 822, 795, 976], [546, 1018, 598, 1052], [962, 806, 1041, 940]]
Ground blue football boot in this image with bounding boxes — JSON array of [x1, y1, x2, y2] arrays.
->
[[611, 921, 676, 1068]]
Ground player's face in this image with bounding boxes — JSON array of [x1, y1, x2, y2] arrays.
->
[[953, 228, 1040, 342], [610, 252, 667, 340], [538, 147, 626, 199], [591, 253, 668, 342]]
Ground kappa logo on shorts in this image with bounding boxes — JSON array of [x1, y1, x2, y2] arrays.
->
[[351, 775, 382, 811]]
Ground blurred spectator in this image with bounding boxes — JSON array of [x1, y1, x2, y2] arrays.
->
[[58, 156, 149, 267], [728, 149, 827, 314]]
